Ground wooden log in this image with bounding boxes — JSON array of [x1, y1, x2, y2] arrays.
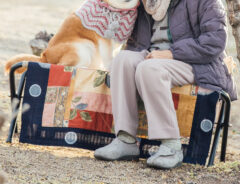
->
[[226, 0, 240, 61], [29, 31, 54, 56]]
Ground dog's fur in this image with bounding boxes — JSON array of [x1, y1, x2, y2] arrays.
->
[[5, 0, 139, 73]]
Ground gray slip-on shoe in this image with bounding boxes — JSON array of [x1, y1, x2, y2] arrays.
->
[[94, 138, 140, 161], [147, 145, 183, 169]]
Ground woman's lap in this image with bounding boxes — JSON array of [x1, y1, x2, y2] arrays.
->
[[111, 50, 195, 139], [111, 50, 195, 88]]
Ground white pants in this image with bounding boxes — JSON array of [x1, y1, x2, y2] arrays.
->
[[110, 50, 195, 139]]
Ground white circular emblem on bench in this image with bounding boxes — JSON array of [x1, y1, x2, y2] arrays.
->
[[29, 84, 42, 97], [65, 132, 77, 145], [200, 119, 213, 133]]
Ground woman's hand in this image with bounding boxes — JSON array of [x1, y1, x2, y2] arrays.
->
[[146, 50, 173, 59]]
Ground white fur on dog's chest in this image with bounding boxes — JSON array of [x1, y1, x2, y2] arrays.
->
[[74, 39, 113, 70], [74, 41, 96, 67]]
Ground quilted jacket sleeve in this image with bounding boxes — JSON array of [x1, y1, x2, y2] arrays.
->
[[169, 0, 227, 64], [125, 1, 153, 51]]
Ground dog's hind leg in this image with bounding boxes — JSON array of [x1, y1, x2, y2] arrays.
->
[[43, 43, 79, 66], [45, 41, 97, 68], [58, 50, 80, 66]]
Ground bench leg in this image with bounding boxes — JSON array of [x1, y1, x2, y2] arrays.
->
[[208, 123, 222, 166], [6, 63, 26, 143], [208, 91, 231, 166], [220, 92, 231, 162], [6, 111, 19, 143], [208, 102, 224, 166]]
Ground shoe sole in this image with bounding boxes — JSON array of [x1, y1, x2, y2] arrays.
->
[[94, 154, 139, 161]]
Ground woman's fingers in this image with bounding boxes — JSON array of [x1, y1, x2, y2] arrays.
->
[[145, 50, 173, 59], [145, 53, 152, 59]]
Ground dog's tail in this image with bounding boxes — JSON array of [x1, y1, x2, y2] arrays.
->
[[5, 54, 43, 74]]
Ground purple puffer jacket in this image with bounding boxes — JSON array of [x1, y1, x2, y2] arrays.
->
[[126, 0, 238, 100]]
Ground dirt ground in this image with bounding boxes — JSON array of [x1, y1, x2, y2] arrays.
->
[[0, 0, 239, 183]]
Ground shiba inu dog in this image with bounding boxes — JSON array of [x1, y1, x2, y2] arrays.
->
[[5, 0, 139, 73]]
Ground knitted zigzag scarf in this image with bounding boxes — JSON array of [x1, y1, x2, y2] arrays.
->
[[75, 0, 138, 42]]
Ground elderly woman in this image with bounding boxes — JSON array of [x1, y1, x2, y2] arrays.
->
[[94, 0, 237, 169]]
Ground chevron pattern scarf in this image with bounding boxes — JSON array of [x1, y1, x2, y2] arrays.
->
[[75, 0, 138, 42]]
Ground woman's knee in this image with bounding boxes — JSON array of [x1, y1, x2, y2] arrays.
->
[[135, 61, 153, 83], [135, 60, 169, 83], [111, 50, 145, 71]]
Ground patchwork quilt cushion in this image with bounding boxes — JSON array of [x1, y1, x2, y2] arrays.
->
[[20, 62, 219, 165]]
